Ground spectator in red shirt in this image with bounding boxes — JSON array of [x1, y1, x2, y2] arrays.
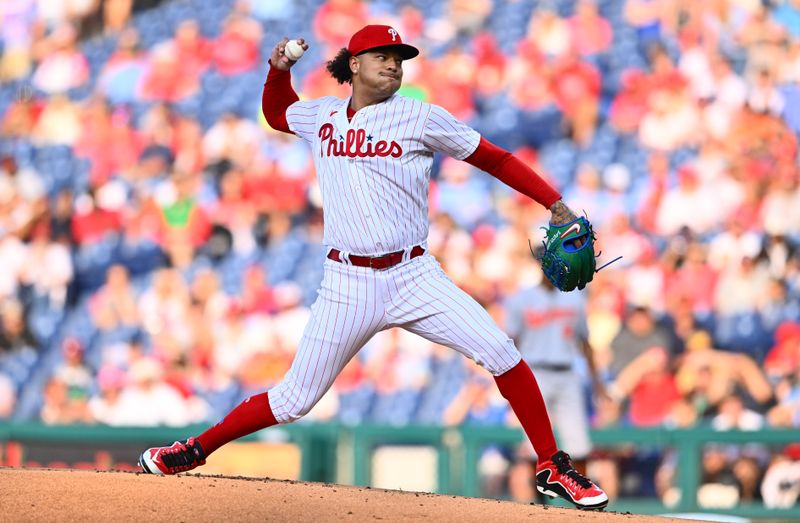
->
[[430, 46, 478, 121], [646, 43, 688, 93], [242, 162, 307, 215], [609, 68, 650, 134], [550, 50, 601, 145], [312, 0, 368, 55], [398, 5, 424, 41], [207, 165, 259, 254], [172, 19, 212, 79], [472, 32, 507, 98], [665, 242, 719, 315], [568, 0, 613, 57], [0, 98, 40, 139], [508, 41, 554, 111], [138, 42, 200, 102], [171, 115, 205, 175], [299, 63, 352, 100], [71, 189, 123, 245], [611, 346, 681, 427], [240, 265, 276, 316], [764, 321, 800, 379], [212, 13, 262, 76], [74, 99, 142, 185]]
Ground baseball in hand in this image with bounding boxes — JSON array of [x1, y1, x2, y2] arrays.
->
[[284, 39, 305, 61]]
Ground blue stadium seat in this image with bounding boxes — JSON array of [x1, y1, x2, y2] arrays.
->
[[73, 237, 120, 293], [369, 389, 422, 426], [538, 138, 578, 189], [414, 356, 467, 424], [57, 301, 99, 350], [215, 251, 259, 295], [713, 312, 771, 363], [338, 385, 376, 426], [202, 383, 241, 420], [293, 243, 326, 306], [118, 239, 165, 276], [27, 303, 64, 346], [0, 347, 38, 390], [669, 146, 698, 170], [71, 157, 91, 193]]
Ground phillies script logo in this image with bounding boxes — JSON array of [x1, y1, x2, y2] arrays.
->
[[318, 123, 402, 158]]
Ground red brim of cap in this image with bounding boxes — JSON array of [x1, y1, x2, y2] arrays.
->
[[353, 43, 419, 60]]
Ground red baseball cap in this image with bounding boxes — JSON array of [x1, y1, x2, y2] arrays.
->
[[347, 25, 419, 60]]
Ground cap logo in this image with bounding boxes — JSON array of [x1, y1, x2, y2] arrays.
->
[[388, 27, 398, 41]]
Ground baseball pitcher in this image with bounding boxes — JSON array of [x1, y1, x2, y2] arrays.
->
[[138, 25, 607, 510]]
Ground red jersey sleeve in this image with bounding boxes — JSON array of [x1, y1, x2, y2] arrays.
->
[[464, 137, 561, 208]]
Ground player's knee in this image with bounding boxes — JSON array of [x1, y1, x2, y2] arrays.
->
[[278, 384, 319, 422], [282, 401, 315, 422], [480, 339, 521, 376]]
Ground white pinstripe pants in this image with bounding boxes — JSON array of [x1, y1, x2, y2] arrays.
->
[[268, 253, 522, 423]]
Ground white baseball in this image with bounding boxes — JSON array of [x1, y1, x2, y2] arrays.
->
[[284, 39, 305, 61]]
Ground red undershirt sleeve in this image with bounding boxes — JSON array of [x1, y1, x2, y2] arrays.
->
[[262, 62, 300, 134], [464, 137, 561, 209]]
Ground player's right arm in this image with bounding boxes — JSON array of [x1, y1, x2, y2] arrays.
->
[[261, 37, 307, 134]]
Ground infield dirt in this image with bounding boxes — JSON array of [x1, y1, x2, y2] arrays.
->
[[0, 468, 691, 522]]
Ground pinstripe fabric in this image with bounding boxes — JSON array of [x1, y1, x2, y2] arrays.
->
[[285, 95, 480, 255], [268, 255, 521, 423], [269, 258, 387, 422], [386, 255, 520, 374]]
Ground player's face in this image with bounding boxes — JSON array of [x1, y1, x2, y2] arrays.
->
[[352, 48, 404, 97]]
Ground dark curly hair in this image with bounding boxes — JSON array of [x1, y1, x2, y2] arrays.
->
[[326, 47, 353, 85]]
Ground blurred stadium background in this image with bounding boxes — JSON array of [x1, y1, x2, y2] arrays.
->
[[0, 0, 799, 519]]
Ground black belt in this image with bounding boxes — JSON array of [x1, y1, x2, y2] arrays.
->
[[327, 245, 425, 270], [530, 363, 573, 372]]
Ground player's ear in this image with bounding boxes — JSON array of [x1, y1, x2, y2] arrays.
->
[[349, 56, 359, 75]]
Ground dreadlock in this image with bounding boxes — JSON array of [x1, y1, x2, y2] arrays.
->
[[326, 47, 353, 85]]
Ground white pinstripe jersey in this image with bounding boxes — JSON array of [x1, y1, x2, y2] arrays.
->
[[286, 94, 480, 255]]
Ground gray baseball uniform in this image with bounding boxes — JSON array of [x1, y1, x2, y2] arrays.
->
[[504, 284, 592, 459]]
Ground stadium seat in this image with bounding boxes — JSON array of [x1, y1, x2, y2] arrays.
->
[[714, 312, 772, 363]]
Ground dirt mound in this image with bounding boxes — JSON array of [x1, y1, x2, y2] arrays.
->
[[0, 468, 681, 522]]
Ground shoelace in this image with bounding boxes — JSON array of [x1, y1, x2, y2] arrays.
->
[[552, 452, 592, 489], [162, 441, 201, 470]]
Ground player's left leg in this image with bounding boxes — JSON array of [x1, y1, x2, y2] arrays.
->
[[386, 255, 607, 509]]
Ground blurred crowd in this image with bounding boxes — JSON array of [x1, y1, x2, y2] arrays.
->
[[1, 0, 800, 509]]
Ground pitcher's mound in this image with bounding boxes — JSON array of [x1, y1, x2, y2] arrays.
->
[[0, 468, 682, 522]]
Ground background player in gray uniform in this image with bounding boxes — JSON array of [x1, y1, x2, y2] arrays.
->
[[504, 269, 607, 500]]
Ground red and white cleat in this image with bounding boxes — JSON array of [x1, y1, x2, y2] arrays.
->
[[138, 437, 206, 475], [536, 451, 609, 510]]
